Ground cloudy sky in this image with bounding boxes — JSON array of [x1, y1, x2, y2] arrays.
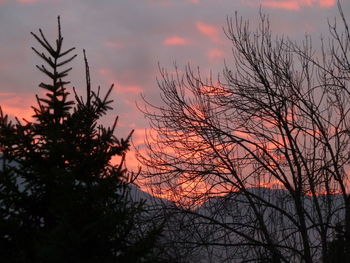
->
[[0, 0, 349, 170]]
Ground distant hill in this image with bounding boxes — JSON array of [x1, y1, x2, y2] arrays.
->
[[161, 187, 346, 262]]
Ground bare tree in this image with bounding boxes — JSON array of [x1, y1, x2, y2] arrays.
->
[[138, 3, 350, 262]]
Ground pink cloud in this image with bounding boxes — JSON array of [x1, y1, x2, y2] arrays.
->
[[114, 84, 143, 103], [261, 0, 300, 10], [98, 68, 111, 76], [319, 0, 335, 7], [0, 0, 51, 4], [247, 0, 336, 10], [188, 0, 200, 3], [94, 69, 144, 97], [163, 36, 188, 46], [196, 21, 220, 43], [0, 0, 56, 5], [207, 48, 224, 60], [148, 0, 173, 6], [17, 0, 42, 3], [105, 41, 123, 48], [119, 85, 143, 95]]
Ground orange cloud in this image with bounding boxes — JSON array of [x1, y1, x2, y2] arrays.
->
[[0, 92, 34, 121], [164, 36, 188, 46], [247, 0, 336, 10], [131, 128, 148, 146], [196, 21, 221, 43]]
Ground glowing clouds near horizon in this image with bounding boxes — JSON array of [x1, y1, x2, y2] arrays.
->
[[248, 0, 336, 10], [0, 92, 34, 121]]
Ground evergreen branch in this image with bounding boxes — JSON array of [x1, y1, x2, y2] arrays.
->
[[117, 153, 126, 173], [59, 47, 76, 58], [14, 117, 22, 126], [39, 28, 57, 57], [55, 39, 62, 56], [73, 87, 82, 104], [0, 106, 6, 120], [56, 16, 62, 54], [31, 47, 55, 68], [39, 82, 70, 91], [83, 49, 91, 107], [111, 116, 118, 134], [36, 65, 55, 79], [57, 54, 77, 67], [38, 83, 55, 90], [0, 106, 11, 127], [125, 129, 134, 143], [31, 32, 56, 58], [31, 95, 45, 118], [56, 67, 73, 78], [102, 84, 114, 107], [73, 87, 81, 104], [30, 106, 39, 116], [39, 98, 52, 105]]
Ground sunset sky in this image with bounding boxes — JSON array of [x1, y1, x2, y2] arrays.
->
[[0, 0, 349, 171]]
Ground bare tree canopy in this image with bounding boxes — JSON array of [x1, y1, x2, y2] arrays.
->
[[139, 2, 350, 262]]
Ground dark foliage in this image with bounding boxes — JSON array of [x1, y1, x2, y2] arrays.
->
[[0, 17, 162, 263]]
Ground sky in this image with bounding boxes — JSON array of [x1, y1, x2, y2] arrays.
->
[[0, 0, 349, 173]]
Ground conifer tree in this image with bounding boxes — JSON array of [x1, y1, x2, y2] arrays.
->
[[0, 17, 162, 263]]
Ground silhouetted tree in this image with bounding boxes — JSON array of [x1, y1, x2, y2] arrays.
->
[[139, 2, 350, 262], [0, 17, 162, 263]]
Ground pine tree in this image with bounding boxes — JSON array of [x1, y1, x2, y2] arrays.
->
[[0, 17, 162, 263]]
